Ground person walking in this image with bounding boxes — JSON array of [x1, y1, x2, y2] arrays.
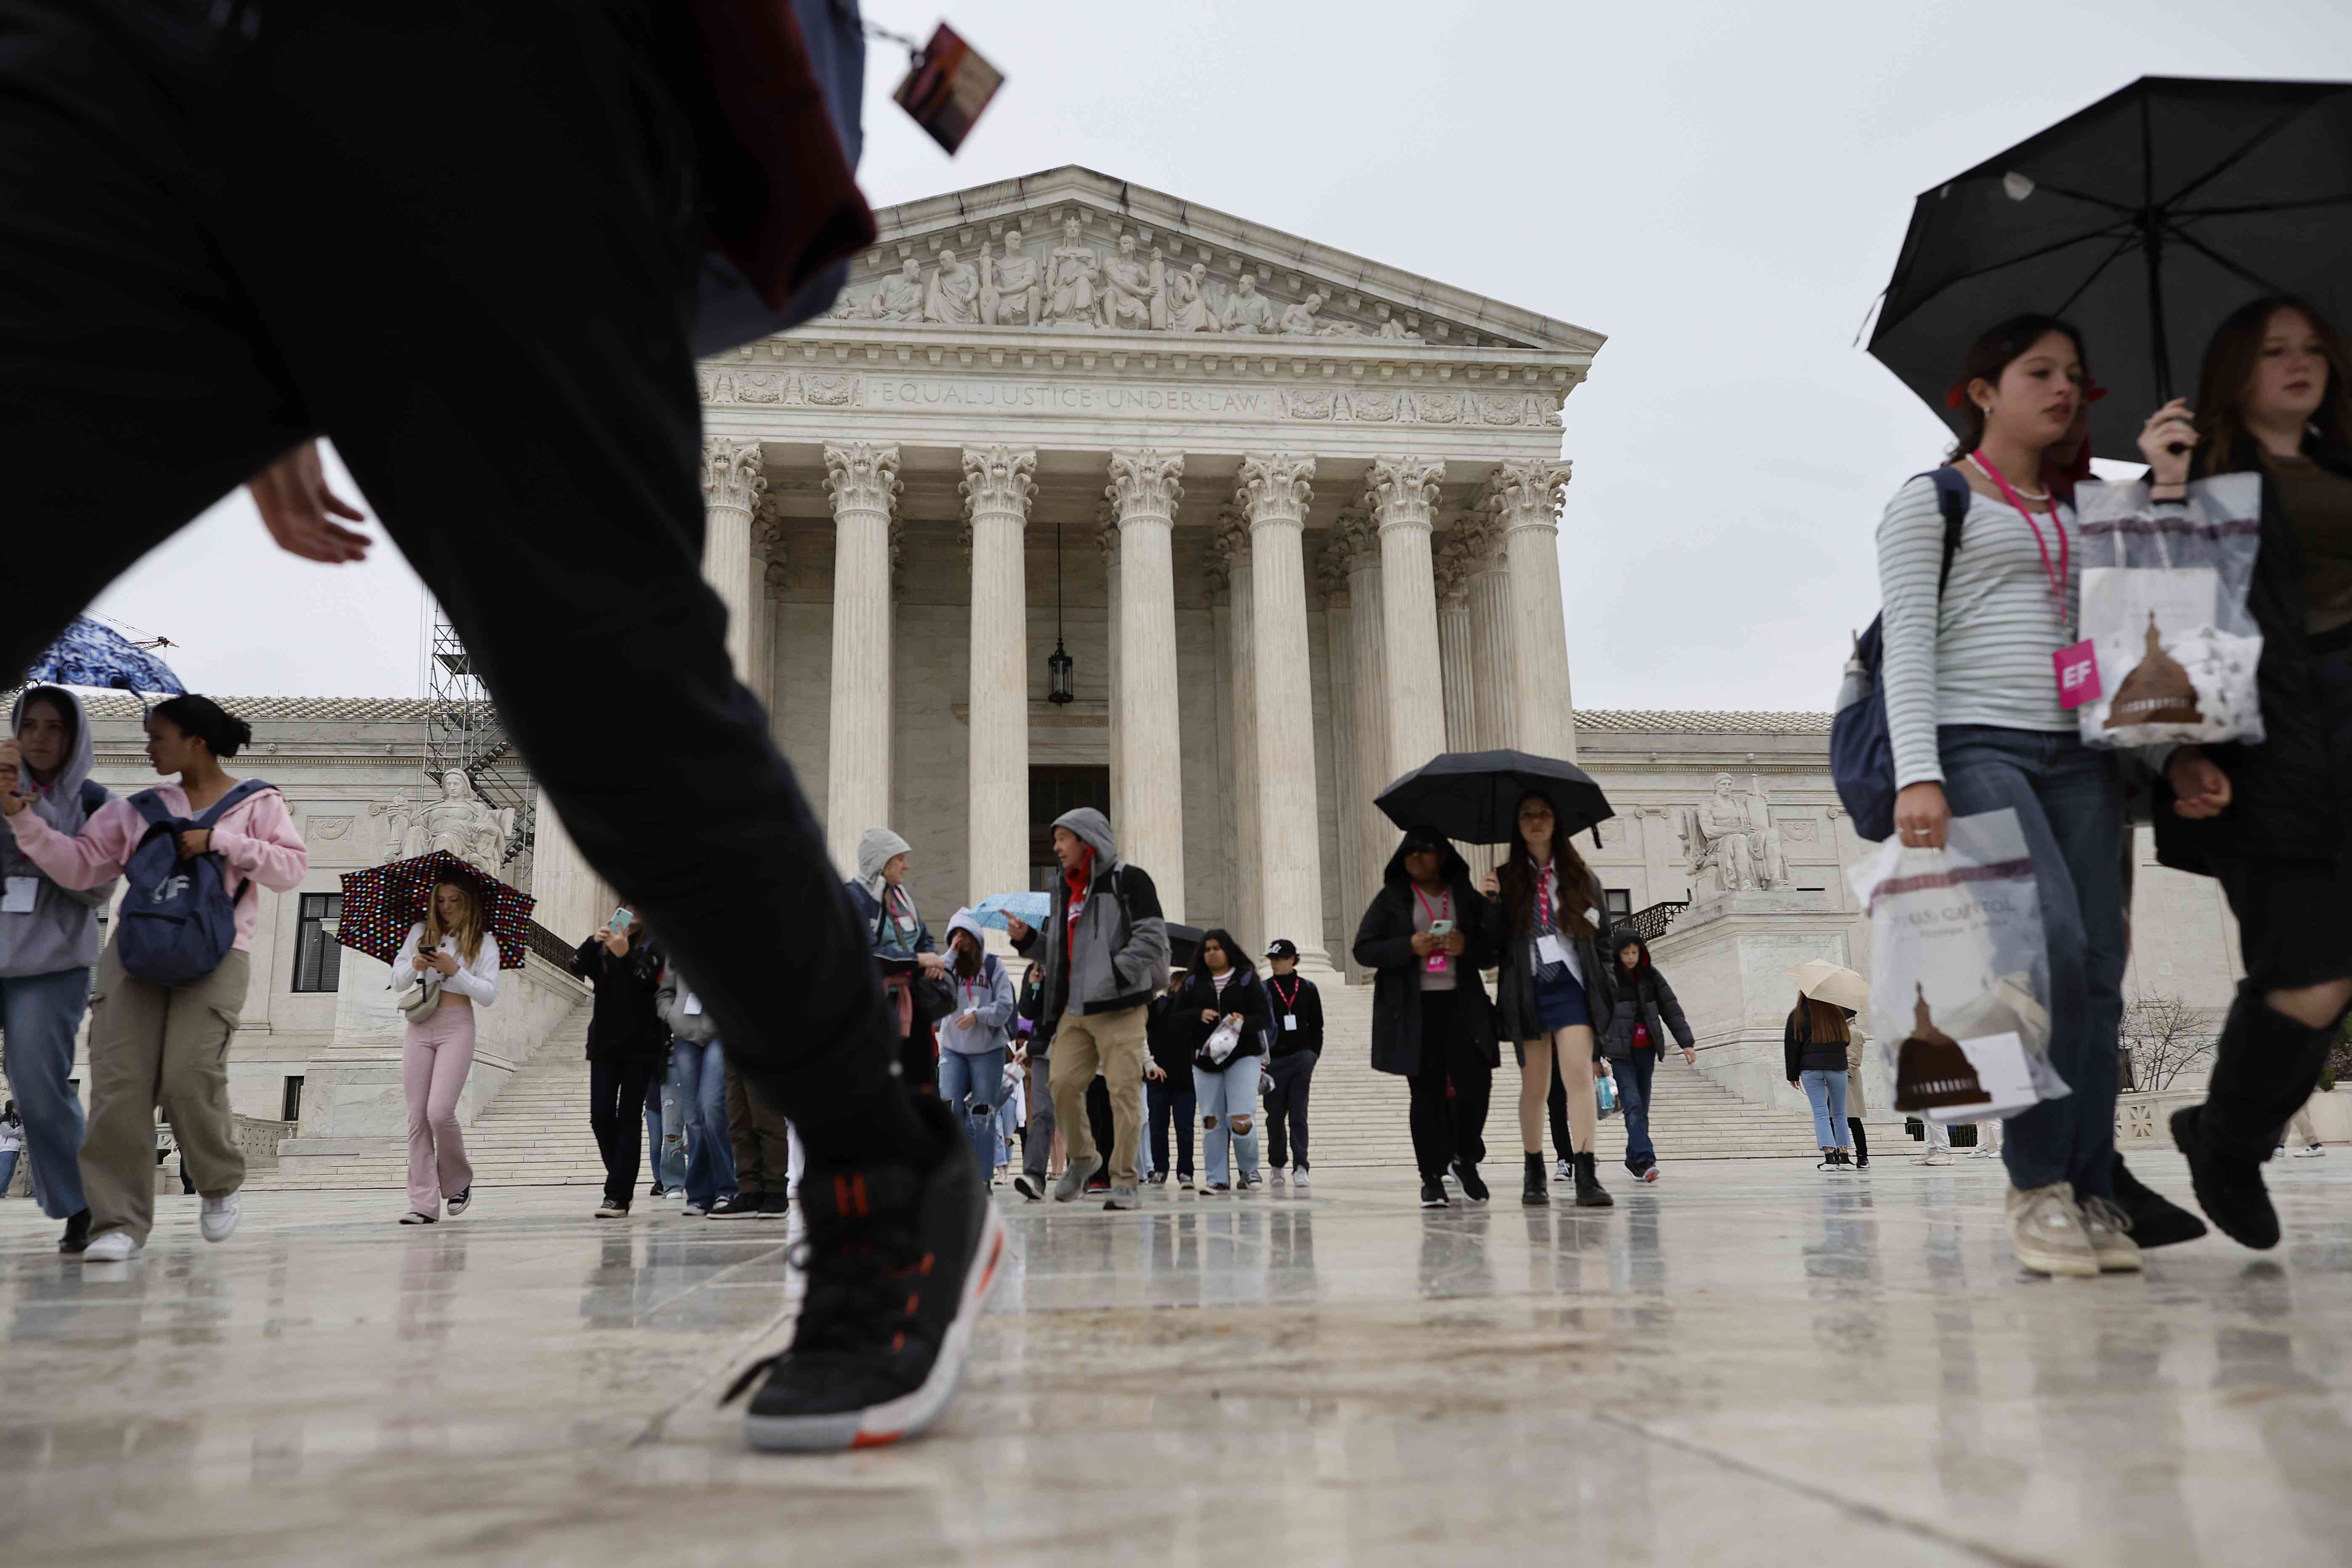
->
[[656, 957, 736, 1218], [1260, 938, 1323, 1191], [0, 685, 114, 1253], [847, 828, 946, 1095], [1878, 313, 2172, 1276], [393, 877, 501, 1224], [709, 1065, 794, 1220], [1145, 968, 1196, 1191], [935, 910, 1016, 1185], [1010, 964, 1059, 1202], [1785, 997, 1858, 1173], [1355, 827, 1501, 1210], [1177, 930, 1275, 1195], [2147, 297, 2352, 1251], [643, 1051, 686, 1200], [1487, 792, 1613, 1210], [1843, 1025, 1872, 1171], [1594, 929, 1696, 1183], [2280, 1098, 2326, 1159], [0, 1101, 21, 1196], [3, 2, 998, 1452], [1005, 807, 1171, 1213], [2, 695, 305, 1261], [570, 913, 668, 1220]]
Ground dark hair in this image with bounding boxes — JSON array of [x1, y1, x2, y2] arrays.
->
[[1499, 791, 1598, 941], [1194, 927, 1245, 975], [1946, 313, 2089, 462], [16, 686, 78, 753], [149, 695, 252, 758], [2191, 295, 2352, 478], [1791, 997, 1851, 1045]]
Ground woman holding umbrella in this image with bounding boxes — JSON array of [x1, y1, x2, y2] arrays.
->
[[392, 876, 502, 1224]]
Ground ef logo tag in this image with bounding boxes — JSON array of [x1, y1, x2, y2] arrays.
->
[[2054, 640, 2102, 711]]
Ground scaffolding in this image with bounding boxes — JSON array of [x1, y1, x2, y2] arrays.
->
[[423, 602, 533, 868]]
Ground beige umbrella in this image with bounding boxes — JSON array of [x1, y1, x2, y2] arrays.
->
[[1785, 959, 1870, 1012]]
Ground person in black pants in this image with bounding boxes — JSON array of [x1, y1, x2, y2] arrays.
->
[[571, 918, 670, 1217], [0, 0, 992, 1454], [1144, 971, 1196, 1190], [1259, 938, 1324, 1190], [1353, 828, 1500, 1208]]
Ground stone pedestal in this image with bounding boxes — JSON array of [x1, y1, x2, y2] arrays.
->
[[1646, 890, 1856, 1117]]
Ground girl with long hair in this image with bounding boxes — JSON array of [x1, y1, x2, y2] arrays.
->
[[394, 877, 502, 1223], [1484, 791, 1613, 1209], [1179, 929, 1276, 1194], [1783, 997, 1856, 1172], [2145, 296, 2352, 1250]]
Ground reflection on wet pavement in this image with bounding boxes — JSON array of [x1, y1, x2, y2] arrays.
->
[[4, 1157, 2351, 1565]]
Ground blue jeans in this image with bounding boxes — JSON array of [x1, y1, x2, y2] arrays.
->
[[670, 1037, 735, 1208], [1938, 725, 2126, 1199], [0, 968, 90, 1219], [1147, 1077, 1195, 1179], [643, 1052, 685, 1191], [1801, 1069, 1850, 1148], [936, 1047, 1008, 1181], [1194, 1056, 1262, 1186], [0, 1148, 17, 1193], [1616, 1048, 1657, 1172]]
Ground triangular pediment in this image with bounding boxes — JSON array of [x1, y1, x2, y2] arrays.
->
[[825, 165, 1603, 362]]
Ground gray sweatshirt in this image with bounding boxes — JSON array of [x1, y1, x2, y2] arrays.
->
[[1011, 807, 1171, 1024], [0, 687, 118, 978], [939, 908, 1017, 1056]]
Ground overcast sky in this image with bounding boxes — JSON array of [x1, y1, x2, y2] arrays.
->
[[87, 0, 2352, 710]]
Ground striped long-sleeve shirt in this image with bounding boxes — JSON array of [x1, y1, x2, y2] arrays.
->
[[1875, 472, 2076, 788]]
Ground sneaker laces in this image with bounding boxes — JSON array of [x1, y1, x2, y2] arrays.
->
[[2080, 1195, 2134, 1236], [721, 1209, 927, 1404]]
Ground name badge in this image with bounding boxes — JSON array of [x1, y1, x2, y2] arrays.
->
[[2054, 640, 2102, 710], [1536, 933, 1569, 967], [1282, 1014, 1298, 1031], [1424, 952, 1450, 973], [2, 876, 35, 915]]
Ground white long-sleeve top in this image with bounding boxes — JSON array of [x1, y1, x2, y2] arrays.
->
[[393, 921, 502, 1007], [1876, 473, 2077, 788]]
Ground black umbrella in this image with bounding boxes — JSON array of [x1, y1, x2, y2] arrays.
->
[[1374, 749, 1614, 847], [1869, 75, 2352, 460], [1165, 922, 1204, 971]]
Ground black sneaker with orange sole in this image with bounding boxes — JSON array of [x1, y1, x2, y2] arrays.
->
[[727, 1098, 1004, 1452]]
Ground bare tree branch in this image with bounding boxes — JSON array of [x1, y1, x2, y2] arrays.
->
[[2122, 994, 2219, 1092]]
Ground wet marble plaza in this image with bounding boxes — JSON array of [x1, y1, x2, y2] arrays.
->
[[3, 1155, 2349, 1566]]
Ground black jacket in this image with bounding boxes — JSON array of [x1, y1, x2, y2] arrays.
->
[[1593, 933, 1694, 1060], [1146, 990, 1192, 1080], [570, 935, 669, 1064], [1783, 1005, 1853, 1079], [2153, 441, 2352, 874], [1264, 971, 1324, 1059], [1351, 836, 1501, 1077], [1488, 857, 1611, 1051], [1176, 965, 1278, 1070]]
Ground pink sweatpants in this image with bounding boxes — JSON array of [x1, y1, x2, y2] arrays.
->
[[404, 1001, 476, 1215]]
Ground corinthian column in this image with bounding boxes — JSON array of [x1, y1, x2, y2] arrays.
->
[[1106, 449, 1187, 918], [1097, 510, 1122, 831], [1484, 460, 1578, 760], [748, 501, 783, 711], [1338, 509, 1392, 932], [1366, 456, 1449, 781], [1318, 538, 1367, 981], [701, 439, 766, 683], [823, 441, 901, 874], [962, 446, 1037, 905], [1211, 508, 1258, 947], [1434, 528, 1476, 753], [1237, 453, 1330, 971], [1461, 509, 1518, 751]]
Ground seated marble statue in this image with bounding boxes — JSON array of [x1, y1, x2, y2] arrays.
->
[[1163, 263, 1217, 333], [924, 249, 979, 324], [1219, 274, 1276, 335]]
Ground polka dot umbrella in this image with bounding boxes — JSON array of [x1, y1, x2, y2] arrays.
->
[[336, 850, 536, 969]]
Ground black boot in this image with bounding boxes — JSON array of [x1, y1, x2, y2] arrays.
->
[[2110, 1153, 2207, 1247], [2176, 987, 2342, 1250], [1452, 1160, 1489, 1204], [1520, 1152, 1548, 1206], [2172, 1104, 2277, 1250], [58, 1209, 90, 1255], [1572, 1152, 1614, 1208]]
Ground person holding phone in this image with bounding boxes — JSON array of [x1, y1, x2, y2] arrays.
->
[[393, 878, 500, 1224], [1176, 930, 1275, 1194], [570, 910, 668, 1219], [934, 910, 1016, 1184], [1259, 938, 1324, 1190]]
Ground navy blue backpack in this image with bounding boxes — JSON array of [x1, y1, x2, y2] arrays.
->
[[118, 779, 276, 987], [1830, 469, 1971, 843]]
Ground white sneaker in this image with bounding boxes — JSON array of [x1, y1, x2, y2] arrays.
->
[[1555, 1158, 1572, 1183], [2005, 1183, 2100, 1278], [1915, 1151, 1952, 1167], [199, 1190, 242, 1243], [2079, 1196, 2143, 1274], [1970, 1144, 2000, 1159], [1292, 1168, 1311, 1192], [2275, 1145, 2288, 1160], [82, 1230, 141, 1262], [2294, 1144, 2327, 1158], [1269, 1168, 1287, 1187]]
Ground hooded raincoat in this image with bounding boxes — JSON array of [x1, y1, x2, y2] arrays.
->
[[0, 687, 116, 979], [1011, 807, 1170, 1026], [1351, 833, 1500, 1078], [940, 908, 1016, 1057], [1593, 929, 1694, 1061]]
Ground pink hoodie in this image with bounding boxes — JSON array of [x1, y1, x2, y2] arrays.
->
[[6, 783, 309, 952]]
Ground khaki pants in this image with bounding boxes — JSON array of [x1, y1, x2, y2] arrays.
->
[[723, 1062, 795, 1199], [81, 944, 250, 1244], [1049, 1003, 1147, 1188]]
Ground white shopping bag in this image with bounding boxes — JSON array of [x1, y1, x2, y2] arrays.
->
[[2073, 474, 2264, 748], [1204, 1016, 1245, 1066], [1848, 807, 2071, 1121]]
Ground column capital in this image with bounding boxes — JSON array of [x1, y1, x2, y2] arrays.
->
[[1433, 528, 1475, 608], [1363, 456, 1444, 535], [1105, 448, 1185, 528], [1234, 451, 1316, 531], [1317, 531, 1355, 606], [701, 438, 767, 515], [822, 440, 903, 517], [1452, 505, 1509, 571], [1479, 459, 1574, 534], [1207, 502, 1251, 594], [959, 444, 1038, 521], [1095, 499, 1121, 560], [763, 557, 788, 602]]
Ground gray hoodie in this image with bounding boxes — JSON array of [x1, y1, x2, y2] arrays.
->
[[1, 687, 118, 978], [655, 958, 720, 1045], [1011, 807, 1170, 1024], [939, 909, 1017, 1056]]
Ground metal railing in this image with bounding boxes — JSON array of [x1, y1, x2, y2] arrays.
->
[[1628, 899, 1690, 941]]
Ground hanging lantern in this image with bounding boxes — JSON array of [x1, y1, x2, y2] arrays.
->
[[1047, 638, 1075, 705]]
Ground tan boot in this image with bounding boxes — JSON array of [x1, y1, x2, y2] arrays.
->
[[2005, 1183, 2100, 1278]]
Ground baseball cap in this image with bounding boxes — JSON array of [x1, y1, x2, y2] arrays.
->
[[1264, 938, 1299, 959]]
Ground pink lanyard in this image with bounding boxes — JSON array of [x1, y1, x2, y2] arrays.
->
[[1413, 883, 1450, 927], [1535, 869, 1554, 930], [1271, 976, 1299, 1012], [1967, 450, 2069, 612]]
